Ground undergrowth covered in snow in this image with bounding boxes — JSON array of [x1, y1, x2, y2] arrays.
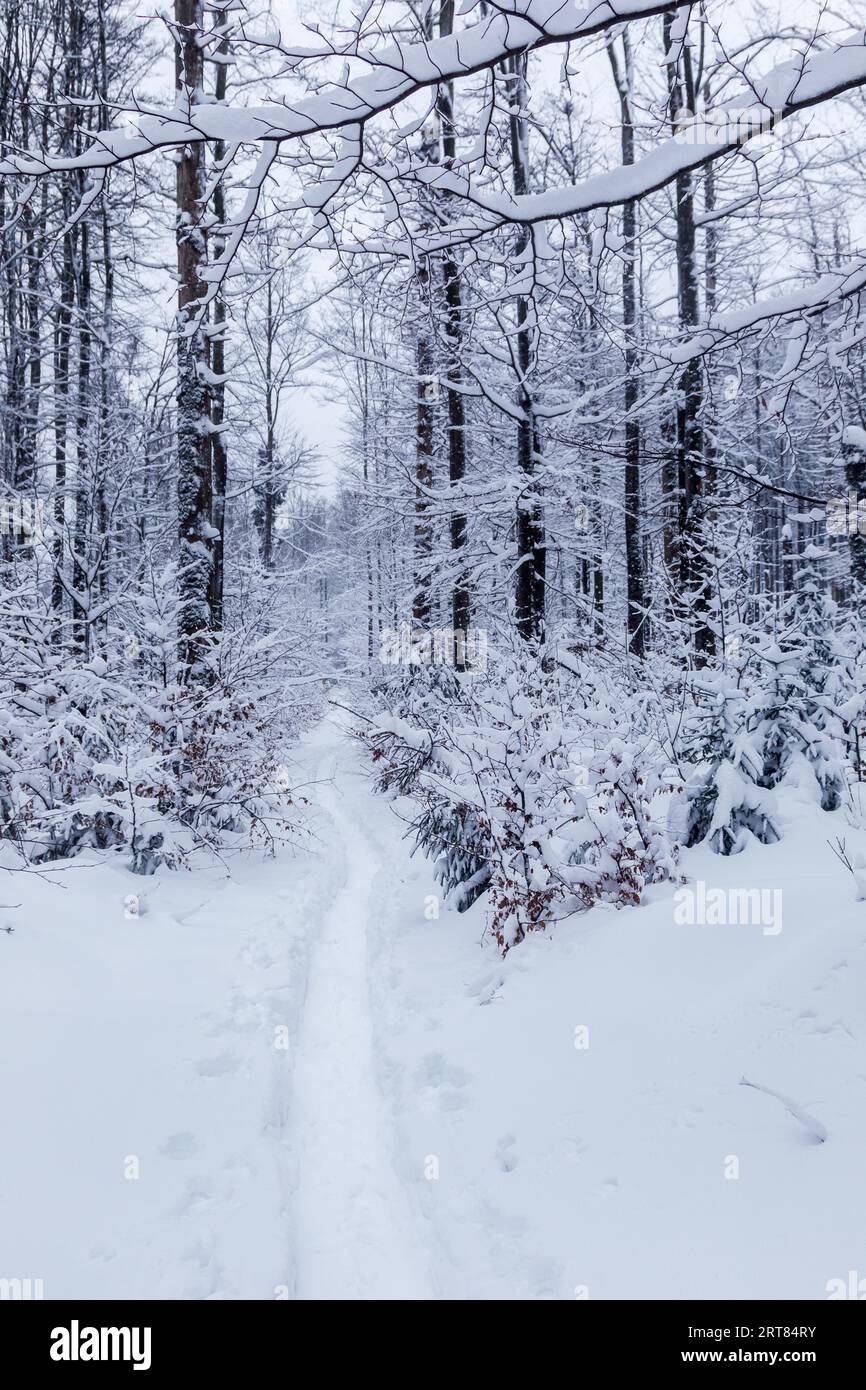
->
[[0, 562, 319, 872], [362, 576, 866, 954]]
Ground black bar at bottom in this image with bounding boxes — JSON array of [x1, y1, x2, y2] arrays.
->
[[1, 1299, 862, 1373]]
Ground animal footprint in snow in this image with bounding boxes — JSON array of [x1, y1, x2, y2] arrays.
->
[[415, 1052, 471, 1112], [560, 1136, 588, 1164], [89, 1245, 116, 1262], [415, 1053, 470, 1088], [496, 1134, 519, 1172], [793, 1009, 850, 1038], [166, 1176, 215, 1219], [179, 1235, 226, 1299], [675, 1103, 703, 1129], [528, 1258, 563, 1298], [223, 1153, 256, 1179], [240, 943, 279, 969], [465, 970, 503, 1005], [196, 1051, 243, 1077], [160, 1131, 201, 1160]]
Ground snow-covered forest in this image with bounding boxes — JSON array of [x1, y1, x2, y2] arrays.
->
[[2, 0, 866, 1305]]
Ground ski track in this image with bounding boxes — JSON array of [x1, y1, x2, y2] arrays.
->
[[290, 727, 434, 1299], [5, 704, 866, 1300]]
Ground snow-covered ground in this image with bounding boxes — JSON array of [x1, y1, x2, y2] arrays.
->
[[2, 705, 864, 1300]]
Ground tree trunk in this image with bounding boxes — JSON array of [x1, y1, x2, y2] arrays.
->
[[413, 260, 435, 628], [438, 0, 470, 666], [608, 33, 645, 658], [413, 30, 436, 632], [175, 0, 214, 677], [664, 7, 714, 661], [208, 7, 229, 624], [507, 52, 545, 644], [72, 188, 92, 657]]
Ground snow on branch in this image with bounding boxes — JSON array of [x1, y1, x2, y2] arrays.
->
[[0, 2, 689, 181], [406, 30, 866, 233]]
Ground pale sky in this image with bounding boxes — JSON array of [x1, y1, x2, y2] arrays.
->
[[127, 0, 864, 494]]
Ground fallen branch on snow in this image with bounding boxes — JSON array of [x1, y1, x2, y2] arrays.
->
[[740, 1075, 827, 1143]]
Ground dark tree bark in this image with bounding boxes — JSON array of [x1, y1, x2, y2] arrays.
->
[[845, 438, 866, 588], [664, 7, 714, 662], [438, 0, 470, 666], [96, 0, 113, 613], [207, 8, 229, 624], [412, 14, 436, 631], [52, 3, 79, 630], [608, 33, 646, 658], [72, 146, 92, 657], [412, 257, 435, 628], [257, 269, 279, 572], [174, 0, 213, 677], [507, 52, 545, 644]]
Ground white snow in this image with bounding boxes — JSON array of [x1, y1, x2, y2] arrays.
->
[[2, 705, 865, 1299]]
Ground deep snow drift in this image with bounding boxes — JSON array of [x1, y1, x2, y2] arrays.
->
[[1, 707, 864, 1300]]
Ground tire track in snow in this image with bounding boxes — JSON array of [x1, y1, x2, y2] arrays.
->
[[291, 726, 434, 1299]]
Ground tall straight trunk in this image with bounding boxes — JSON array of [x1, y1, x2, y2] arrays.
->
[[358, 333, 375, 666], [175, 0, 213, 676], [664, 7, 713, 661], [22, 102, 52, 512], [69, 0, 90, 653], [592, 459, 604, 638], [261, 271, 278, 571], [507, 52, 545, 643], [95, 212, 112, 611], [0, 198, 24, 566], [0, 0, 28, 521], [845, 437, 866, 589], [0, 6, 14, 504], [608, 33, 645, 658], [52, 3, 80, 631], [413, 259, 435, 627], [73, 198, 92, 657], [53, 217, 75, 631], [438, 0, 470, 666], [96, 0, 113, 611], [702, 76, 719, 623], [20, 193, 43, 502], [208, 8, 229, 624], [260, 452, 275, 570], [412, 16, 436, 632]]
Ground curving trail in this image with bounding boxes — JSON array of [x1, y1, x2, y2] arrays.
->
[[290, 717, 434, 1299]]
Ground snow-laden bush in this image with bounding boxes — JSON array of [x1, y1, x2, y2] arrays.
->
[[682, 561, 853, 852], [682, 673, 781, 855], [744, 557, 847, 812], [577, 734, 680, 905], [0, 568, 313, 871], [364, 645, 679, 952]]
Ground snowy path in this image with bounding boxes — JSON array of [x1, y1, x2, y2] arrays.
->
[[0, 706, 435, 1301], [2, 702, 866, 1300], [290, 727, 433, 1298]]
